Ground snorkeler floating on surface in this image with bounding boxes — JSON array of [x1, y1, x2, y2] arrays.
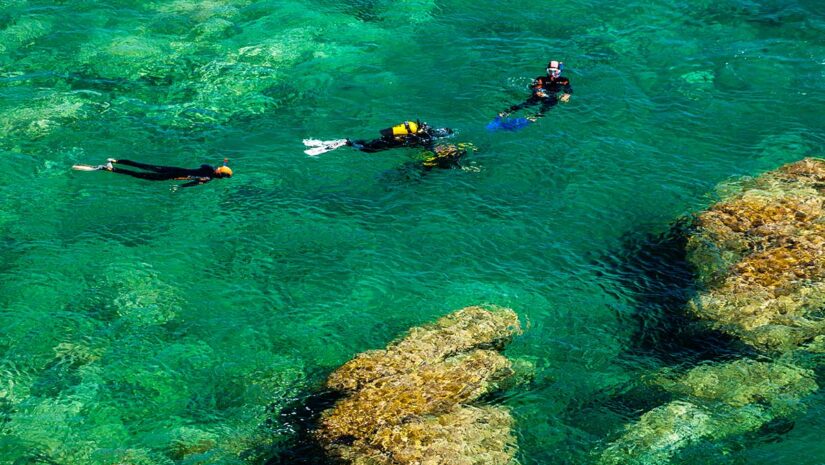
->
[[496, 60, 572, 123], [303, 120, 453, 156], [72, 158, 233, 188]]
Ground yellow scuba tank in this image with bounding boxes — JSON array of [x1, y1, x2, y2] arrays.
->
[[380, 120, 421, 138]]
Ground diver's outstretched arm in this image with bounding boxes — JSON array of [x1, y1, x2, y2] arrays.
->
[[178, 177, 211, 188]]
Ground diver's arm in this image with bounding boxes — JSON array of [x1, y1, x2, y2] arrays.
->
[[410, 133, 433, 148], [560, 78, 572, 102], [178, 177, 212, 188]]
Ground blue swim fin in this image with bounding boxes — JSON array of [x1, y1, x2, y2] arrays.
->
[[487, 116, 531, 132], [486, 116, 504, 132]]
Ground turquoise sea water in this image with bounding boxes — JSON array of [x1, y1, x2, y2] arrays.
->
[[1, 0, 825, 463]]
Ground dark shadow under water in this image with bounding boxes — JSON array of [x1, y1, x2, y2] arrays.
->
[[600, 218, 753, 366], [564, 219, 757, 444], [264, 390, 341, 465]]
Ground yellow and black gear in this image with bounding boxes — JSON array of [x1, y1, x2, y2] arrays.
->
[[380, 120, 423, 139], [420, 143, 476, 169]]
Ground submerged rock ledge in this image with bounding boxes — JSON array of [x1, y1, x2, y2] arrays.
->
[[687, 157, 825, 351], [316, 306, 526, 465], [601, 159, 825, 464]]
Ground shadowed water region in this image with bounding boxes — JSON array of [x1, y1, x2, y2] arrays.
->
[[2, 0, 825, 463]]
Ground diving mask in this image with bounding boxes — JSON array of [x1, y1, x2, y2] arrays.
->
[[547, 61, 564, 78]]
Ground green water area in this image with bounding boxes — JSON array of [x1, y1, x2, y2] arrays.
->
[[1, 0, 824, 463]]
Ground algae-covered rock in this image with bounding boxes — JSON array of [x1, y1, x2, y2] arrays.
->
[[0, 92, 105, 140], [0, 16, 52, 55], [599, 401, 715, 465], [803, 335, 825, 353], [600, 359, 817, 464], [337, 406, 517, 465], [317, 306, 525, 465], [657, 359, 817, 411], [687, 158, 825, 351], [326, 305, 521, 392], [600, 160, 825, 464]]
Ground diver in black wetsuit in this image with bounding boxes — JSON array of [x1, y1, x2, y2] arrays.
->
[[73, 158, 233, 188], [303, 120, 453, 156], [347, 121, 453, 153], [499, 60, 573, 121]]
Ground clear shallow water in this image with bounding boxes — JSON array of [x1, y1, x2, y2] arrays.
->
[[1, 0, 825, 463]]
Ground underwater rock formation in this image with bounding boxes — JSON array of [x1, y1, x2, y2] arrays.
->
[[316, 306, 525, 465], [601, 159, 825, 464], [600, 359, 817, 465], [687, 158, 825, 351]]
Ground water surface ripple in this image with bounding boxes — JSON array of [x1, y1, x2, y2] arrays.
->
[[1, 0, 825, 464]]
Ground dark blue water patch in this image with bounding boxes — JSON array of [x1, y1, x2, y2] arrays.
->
[[265, 390, 340, 465], [594, 218, 753, 367], [752, 417, 798, 443], [558, 378, 674, 447]]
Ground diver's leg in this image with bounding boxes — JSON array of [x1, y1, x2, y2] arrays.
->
[[505, 102, 527, 114], [110, 167, 175, 181], [533, 98, 558, 119], [115, 159, 176, 173], [350, 138, 394, 153], [501, 99, 536, 117], [115, 160, 195, 177]]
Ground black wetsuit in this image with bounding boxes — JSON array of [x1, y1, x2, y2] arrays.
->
[[347, 132, 435, 153], [504, 76, 572, 118], [111, 160, 216, 187]]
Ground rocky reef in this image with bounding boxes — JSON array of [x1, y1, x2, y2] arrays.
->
[[601, 159, 825, 464], [316, 306, 526, 465], [687, 157, 825, 351], [599, 359, 817, 464]]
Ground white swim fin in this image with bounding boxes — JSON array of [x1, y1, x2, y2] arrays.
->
[[72, 164, 102, 171], [303, 139, 349, 156]]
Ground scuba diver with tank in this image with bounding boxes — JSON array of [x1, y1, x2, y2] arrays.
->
[[303, 120, 454, 156]]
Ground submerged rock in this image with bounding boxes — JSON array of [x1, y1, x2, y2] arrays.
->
[[316, 306, 525, 465], [600, 359, 817, 465], [599, 401, 714, 465], [656, 359, 817, 411], [601, 159, 825, 464], [687, 158, 825, 351]]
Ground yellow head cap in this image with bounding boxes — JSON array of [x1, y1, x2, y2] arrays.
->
[[215, 165, 233, 177]]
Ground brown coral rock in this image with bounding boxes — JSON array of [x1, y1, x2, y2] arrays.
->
[[317, 306, 523, 465], [326, 306, 521, 392], [687, 158, 825, 351], [600, 360, 817, 465]]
